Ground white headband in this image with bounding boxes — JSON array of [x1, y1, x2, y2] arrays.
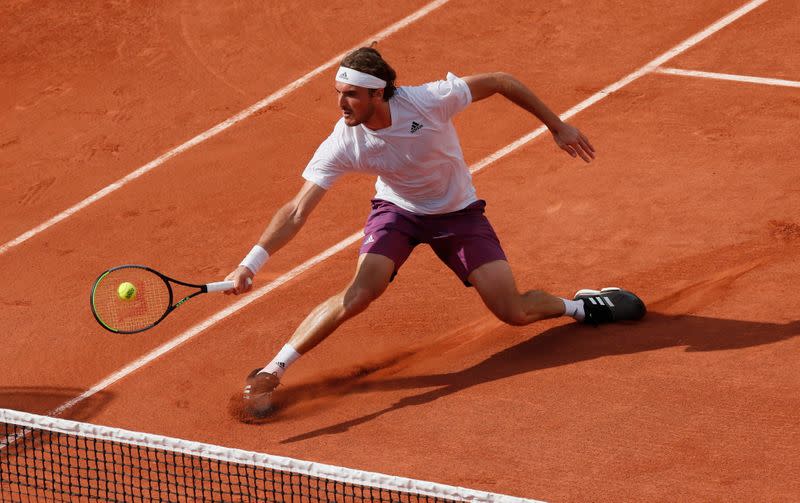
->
[[335, 66, 387, 89]]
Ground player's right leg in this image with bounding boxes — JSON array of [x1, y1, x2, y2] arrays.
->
[[243, 199, 420, 417], [243, 253, 395, 417], [288, 252, 395, 353]]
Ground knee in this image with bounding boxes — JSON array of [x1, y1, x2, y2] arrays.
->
[[342, 284, 384, 315], [493, 305, 528, 327]]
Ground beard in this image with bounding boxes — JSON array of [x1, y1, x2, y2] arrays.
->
[[342, 101, 375, 127]]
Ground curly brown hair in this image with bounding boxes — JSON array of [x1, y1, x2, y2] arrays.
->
[[340, 47, 397, 100]]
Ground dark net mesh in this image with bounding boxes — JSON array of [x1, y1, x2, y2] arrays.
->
[[0, 411, 513, 503]]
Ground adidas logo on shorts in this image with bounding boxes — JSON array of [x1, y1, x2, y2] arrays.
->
[[410, 121, 423, 133]]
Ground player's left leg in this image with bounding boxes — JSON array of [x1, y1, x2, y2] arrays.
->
[[467, 259, 566, 326], [469, 262, 647, 326], [427, 200, 644, 326], [426, 200, 571, 325]]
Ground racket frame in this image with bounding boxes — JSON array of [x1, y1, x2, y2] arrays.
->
[[90, 265, 212, 334]]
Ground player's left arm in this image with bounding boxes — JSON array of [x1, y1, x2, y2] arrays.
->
[[463, 72, 595, 162]]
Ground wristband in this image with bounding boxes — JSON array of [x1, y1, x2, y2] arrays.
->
[[239, 245, 269, 275]]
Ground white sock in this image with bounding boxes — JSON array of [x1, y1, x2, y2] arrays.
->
[[259, 344, 301, 379], [561, 298, 585, 321]]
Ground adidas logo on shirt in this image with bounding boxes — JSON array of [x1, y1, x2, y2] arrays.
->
[[410, 121, 423, 133]]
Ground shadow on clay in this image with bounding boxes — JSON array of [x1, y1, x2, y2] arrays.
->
[[0, 387, 114, 422], [227, 313, 798, 439]]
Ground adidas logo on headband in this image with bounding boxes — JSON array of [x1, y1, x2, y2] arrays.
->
[[335, 66, 386, 89]]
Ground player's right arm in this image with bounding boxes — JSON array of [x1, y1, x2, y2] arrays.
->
[[225, 180, 326, 294]]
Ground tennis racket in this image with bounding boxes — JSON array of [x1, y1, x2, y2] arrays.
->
[[90, 265, 248, 334]]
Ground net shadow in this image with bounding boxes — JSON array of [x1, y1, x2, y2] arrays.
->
[[0, 387, 113, 422]]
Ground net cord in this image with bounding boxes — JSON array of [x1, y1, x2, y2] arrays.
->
[[0, 408, 541, 503]]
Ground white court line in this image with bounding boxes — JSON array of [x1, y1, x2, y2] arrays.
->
[[655, 67, 800, 88], [0, 0, 450, 257], [49, 0, 770, 417], [469, 0, 771, 174]]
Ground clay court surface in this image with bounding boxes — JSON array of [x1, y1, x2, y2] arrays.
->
[[2, 0, 799, 500]]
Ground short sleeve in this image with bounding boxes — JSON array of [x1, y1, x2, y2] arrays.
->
[[418, 72, 473, 122], [301, 128, 349, 190]]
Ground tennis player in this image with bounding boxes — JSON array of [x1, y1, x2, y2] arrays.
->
[[225, 47, 645, 417]]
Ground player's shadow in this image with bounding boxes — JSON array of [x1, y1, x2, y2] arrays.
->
[[278, 313, 798, 443], [0, 387, 113, 422]]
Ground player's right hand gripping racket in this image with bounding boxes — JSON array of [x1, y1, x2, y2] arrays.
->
[[90, 265, 248, 334]]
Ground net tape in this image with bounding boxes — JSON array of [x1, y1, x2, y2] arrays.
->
[[0, 408, 541, 503]]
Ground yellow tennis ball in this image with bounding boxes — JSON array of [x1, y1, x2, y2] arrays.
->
[[117, 282, 137, 301]]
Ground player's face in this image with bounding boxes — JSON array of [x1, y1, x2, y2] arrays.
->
[[335, 82, 379, 126]]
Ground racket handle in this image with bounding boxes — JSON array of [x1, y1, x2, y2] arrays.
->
[[205, 278, 252, 293]]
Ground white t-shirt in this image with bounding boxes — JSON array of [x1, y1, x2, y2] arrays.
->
[[302, 73, 478, 215]]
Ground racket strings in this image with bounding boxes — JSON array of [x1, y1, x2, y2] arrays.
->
[[92, 268, 171, 332]]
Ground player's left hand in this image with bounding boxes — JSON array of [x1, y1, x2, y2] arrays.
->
[[552, 122, 595, 163]]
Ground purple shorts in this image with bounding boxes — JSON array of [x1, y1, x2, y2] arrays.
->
[[358, 199, 507, 286]]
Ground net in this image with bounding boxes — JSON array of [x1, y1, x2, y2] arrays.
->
[[0, 409, 540, 503]]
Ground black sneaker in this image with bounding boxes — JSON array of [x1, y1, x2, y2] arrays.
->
[[574, 287, 646, 325]]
